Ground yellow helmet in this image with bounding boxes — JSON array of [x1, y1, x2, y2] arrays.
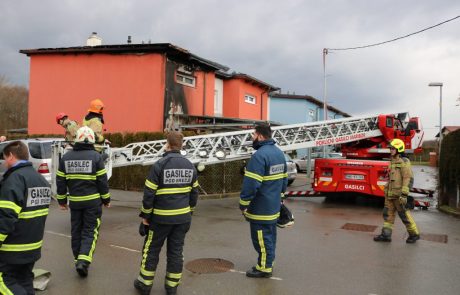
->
[[389, 138, 405, 153], [88, 99, 104, 114]]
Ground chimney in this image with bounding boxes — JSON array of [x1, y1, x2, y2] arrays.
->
[[86, 32, 102, 46], [127, 36, 132, 44]]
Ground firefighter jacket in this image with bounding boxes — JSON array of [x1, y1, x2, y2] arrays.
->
[[63, 119, 80, 142], [239, 139, 288, 224], [83, 113, 104, 144], [0, 162, 51, 264], [139, 150, 199, 224], [385, 155, 413, 199], [56, 143, 110, 209]]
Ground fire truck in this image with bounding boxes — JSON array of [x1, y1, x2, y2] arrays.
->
[[313, 113, 424, 197], [51, 111, 433, 206]]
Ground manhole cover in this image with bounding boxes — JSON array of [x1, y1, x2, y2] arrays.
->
[[420, 233, 448, 243], [185, 258, 234, 274], [341, 223, 378, 232]]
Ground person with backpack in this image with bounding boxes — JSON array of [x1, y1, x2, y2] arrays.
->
[[374, 138, 420, 243]]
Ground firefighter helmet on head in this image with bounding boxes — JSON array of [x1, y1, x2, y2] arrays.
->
[[88, 99, 104, 114], [389, 138, 405, 153], [75, 126, 95, 144], [56, 112, 68, 124]]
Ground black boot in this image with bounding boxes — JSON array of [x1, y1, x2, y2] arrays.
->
[[246, 267, 272, 278], [406, 234, 420, 244], [75, 261, 89, 277], [373, 234, 392, 242], [134, 279, 151, 295], [165, 287, 177, 295]]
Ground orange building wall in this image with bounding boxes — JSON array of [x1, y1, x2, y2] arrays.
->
[[223, 79, 268, 120], [181, 71, 216, 116], [223, 80, 240, 118], [28, 53, 165, 134]]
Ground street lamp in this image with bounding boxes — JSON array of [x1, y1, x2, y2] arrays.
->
[[428, 82, 443, 143]]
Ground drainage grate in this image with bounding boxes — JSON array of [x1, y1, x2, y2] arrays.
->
[[341, 223, 378, 232], [420, 233, 448, 243], [185, 258, 234, 274]]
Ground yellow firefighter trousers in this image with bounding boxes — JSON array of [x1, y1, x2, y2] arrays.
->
[[382, 198, 419, 237]]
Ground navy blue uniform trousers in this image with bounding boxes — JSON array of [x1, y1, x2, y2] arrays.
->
[[250, 223, 277, 272], [70, 205, 102, 264], [0, 262, 35, 295]]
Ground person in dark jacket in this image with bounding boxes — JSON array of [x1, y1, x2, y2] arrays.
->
[[240, 124, 288, 278], [0, 141, 51, 294], [56, 126, 110, 278], [134, 131, 199, 295]]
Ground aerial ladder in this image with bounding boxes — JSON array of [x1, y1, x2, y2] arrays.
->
[[51, 112, 433, 207]]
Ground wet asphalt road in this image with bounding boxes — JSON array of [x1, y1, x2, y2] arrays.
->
[[36, 166, 460, 295]]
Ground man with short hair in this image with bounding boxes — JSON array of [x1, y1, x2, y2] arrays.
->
[[240, 124, 288, 278], [56, 126, 110, 278], [0, 141, 51, 294], [134, 131, 199, 295]]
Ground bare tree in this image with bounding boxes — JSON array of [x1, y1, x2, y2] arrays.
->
[[0, 75, 29, 134]]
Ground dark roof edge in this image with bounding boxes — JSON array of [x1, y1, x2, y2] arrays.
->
[[216, 71, 279, 91], [19, 43, 228, 71]]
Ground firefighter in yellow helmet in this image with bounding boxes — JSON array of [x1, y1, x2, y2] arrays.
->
[[374, 138, 420, 243], [83, 99, 105, 145]]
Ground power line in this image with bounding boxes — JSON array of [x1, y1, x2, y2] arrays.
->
[[328, 15, 460, 51]]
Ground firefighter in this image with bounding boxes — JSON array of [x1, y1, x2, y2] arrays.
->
[[56, 126, 110, 277], [83, 99, 105, 145], [56, 112, 80, 143], [374, 138, 420, 243], [134, 131, 199, 295], [239, 124, 288, 278], [0, 141, 51, 294]]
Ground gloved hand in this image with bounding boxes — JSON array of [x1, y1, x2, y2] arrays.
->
[[399, 195, 408, 207], [139, 222, 149, 237]]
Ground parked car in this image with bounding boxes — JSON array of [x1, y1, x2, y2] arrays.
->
[[284, 153, 297, 186], [0, 138, 63, 183], [293, 152, 343, 172]]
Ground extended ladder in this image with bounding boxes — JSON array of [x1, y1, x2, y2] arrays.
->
[[109, 113, 388, 168]]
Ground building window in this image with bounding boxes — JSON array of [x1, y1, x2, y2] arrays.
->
[[244, 94, 256, 104], [176, 73, 196, 87]]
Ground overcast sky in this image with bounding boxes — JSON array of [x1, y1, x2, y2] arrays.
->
[[1, 0, 459, 139]]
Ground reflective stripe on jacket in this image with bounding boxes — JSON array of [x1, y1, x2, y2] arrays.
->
[[239, 139, 288, 224], [56, 143, 110, 209], [385, 155, 413, 199], [140, 150, 199, 224], [0, 162, 51, 264]]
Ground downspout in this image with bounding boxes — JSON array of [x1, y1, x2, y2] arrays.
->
[[202, 71, 207, 115], [260, 87, 269, 120]]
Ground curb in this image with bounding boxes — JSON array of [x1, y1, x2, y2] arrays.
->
[[438, 205, 460, 218]]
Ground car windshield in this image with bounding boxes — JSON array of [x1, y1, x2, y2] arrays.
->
[[28, 142, 53, 159]]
